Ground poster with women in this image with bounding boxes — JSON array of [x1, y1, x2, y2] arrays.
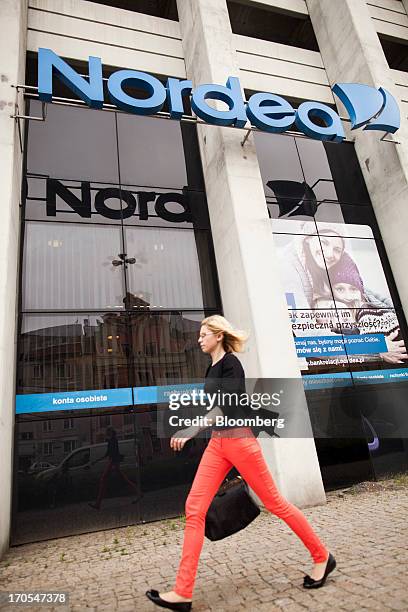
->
[[272, 220, 408, 385]]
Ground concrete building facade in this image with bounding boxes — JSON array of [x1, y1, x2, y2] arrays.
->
[[1, 0, 408, 555]]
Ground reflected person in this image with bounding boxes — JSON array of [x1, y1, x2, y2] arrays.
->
[[89, 427, 141, 510]]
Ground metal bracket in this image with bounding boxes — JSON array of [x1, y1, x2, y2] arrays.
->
[[10, 93, 47, 122], [10, 83, 400, 147], [241, 128, 252, 147], [380, 131, 400, 144], [10, 85, 47, 153]]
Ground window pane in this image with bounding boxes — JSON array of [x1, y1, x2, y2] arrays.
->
[[254, 132, 304, 199], [26, 101, 119, 184], [117, 114, 187, 189], [14, 414, 141, 544], [17, 313, 131, 394], [322, 229, 394, 310], [124, 227, 208, 310], [272, 222, 331, 310], [22, 222, 125, 310], [130, 311, 209, 387], [295, 138, 338, 202], [339, 308, 408, 376]]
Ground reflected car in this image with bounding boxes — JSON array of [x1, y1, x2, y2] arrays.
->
[[27, 461, 56, 474], [34, 440, 139, 504]]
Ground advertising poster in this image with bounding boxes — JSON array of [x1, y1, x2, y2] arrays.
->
[[272, 219, 408, 384]]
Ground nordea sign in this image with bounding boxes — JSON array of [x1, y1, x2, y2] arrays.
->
[[37, 48, 401, 143]]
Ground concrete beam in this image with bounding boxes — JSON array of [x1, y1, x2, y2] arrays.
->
[[229, 0, 308, 17], [177, 0, 327, 508], [307, 0, 408, 325]]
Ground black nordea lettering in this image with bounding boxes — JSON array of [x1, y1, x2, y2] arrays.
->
[[155, 192, 192, 223], [47, 178, 91, 218], [137, 191, 156, 221], [46, 179, 191, 223], [94, 187, 134, 220]]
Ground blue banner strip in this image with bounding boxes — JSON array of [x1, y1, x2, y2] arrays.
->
[[302, 372, 353, 390], [351, 368, 408, 384], [303, 368, 408, 389], [133, 383, 205, 405], [15, 387, 133, 414], [16, 369, 408, 413]]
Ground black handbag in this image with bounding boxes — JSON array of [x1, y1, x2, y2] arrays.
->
[[205, 475, 260, 541]]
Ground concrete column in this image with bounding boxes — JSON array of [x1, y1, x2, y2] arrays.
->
[[307, 0, 408, 323], [177, 0, 326, 507], [0, 0, 28, 558]]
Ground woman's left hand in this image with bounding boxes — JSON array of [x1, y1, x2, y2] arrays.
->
[[170, 428, 194, 451]]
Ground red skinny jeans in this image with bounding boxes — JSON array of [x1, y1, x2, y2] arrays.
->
[[174, 427, 328, 598]]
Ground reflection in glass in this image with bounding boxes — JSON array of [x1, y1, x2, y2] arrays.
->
[[13, 408, 209, 543], [134, 410, 208, 523], [129, 311, 208, 387], [257, 132, 380, 231], [18, 314, 131, 394], [16, 100, 222, 544], [17, 311, 211, 394], [14, 415, 141, 544]]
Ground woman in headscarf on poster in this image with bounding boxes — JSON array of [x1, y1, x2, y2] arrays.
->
[[312, 254, 408, 366], [280, 222, 392, 311]]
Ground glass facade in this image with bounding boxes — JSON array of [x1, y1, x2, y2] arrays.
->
[[255, 132, 408, 488], [13, 100, 222, 544], [13, 98, 408, 545]]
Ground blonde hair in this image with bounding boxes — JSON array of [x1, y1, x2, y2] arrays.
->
[[200, 315, 249, 353]]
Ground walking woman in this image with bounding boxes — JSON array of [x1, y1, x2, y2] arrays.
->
[[146, 315, 336, 611]]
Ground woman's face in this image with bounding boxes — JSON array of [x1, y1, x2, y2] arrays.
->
[[333, 283, 362, 306], [198, 325, 221, 354], [307, 235, 344, 269]]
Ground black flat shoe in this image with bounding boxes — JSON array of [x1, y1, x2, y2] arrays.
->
[[303, 552, 336, 589], [145, 589, 192, 611]]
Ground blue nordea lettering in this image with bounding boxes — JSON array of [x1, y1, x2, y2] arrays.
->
[[246, 92, 295, 133], [295, 101, 345, 142], [108, 70, 166, 115], [38, 48, 103, 108], [36, 48, 350, 141], [191, 76, 248, 127], [166, 78, 193, 120]]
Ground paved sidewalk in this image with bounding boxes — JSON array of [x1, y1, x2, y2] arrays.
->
[[1, 477, 407, 612]]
